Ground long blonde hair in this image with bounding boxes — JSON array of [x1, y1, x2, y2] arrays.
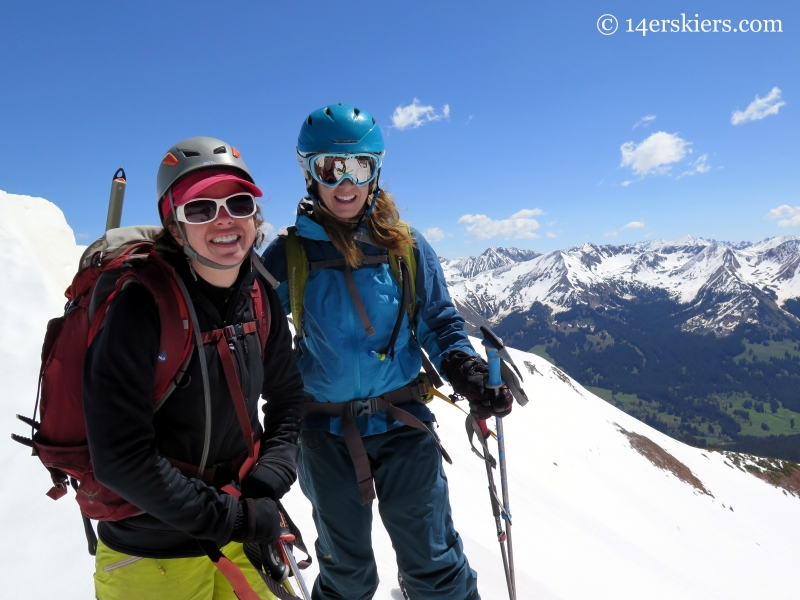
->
[[313, 187, 415, 268]]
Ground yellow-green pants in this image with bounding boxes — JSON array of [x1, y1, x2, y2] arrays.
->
[[94, 539, 278, 600]]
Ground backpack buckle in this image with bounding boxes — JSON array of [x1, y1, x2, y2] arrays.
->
[[349, 398, 379, 417], [224, 324, 245, 341]]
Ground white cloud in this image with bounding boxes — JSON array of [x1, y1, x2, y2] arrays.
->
[[622, 221, 645, 230], [546, 232, 557, 238], [604, 231, 618, 237], [423, 227, 446, 242], [75, 232, 89, 239], [458, 208, 544, 240], [620, 131, 691, 176], [621, 181, 632, 187], [731, 87, 785, 125], [633, 115, 656, 129], [465, 115, 474, 125], [778, 216, 800, 228], [767, 205, 800, 227], [259, 221, 276, 244], [390, 99, 450, 130], [679, 154, 711, 178]]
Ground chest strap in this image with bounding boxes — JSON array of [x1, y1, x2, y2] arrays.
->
[[201, 321, 259, 459], [165, 438, 260, 488], [304, 382, 452, 504], [308, 256, 389, 339]]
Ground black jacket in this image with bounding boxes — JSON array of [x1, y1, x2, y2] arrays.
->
[[83, 251, 304, 558]]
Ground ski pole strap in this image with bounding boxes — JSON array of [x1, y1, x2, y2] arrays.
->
[[466, 415, 497, 469], [242, 543, 300, 600], [198, 540, 265, 600], [304, 384, 452, 504], [276, 500, 312, 570], [201, 323, 259, 459]]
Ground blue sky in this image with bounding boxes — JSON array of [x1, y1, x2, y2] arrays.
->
[[0, 1, 796, 258]]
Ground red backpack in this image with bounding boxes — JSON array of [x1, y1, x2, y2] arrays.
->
[[12, 226, 270, 522]]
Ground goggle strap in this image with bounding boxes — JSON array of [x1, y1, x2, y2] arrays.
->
[[364, 189, 379, 217]]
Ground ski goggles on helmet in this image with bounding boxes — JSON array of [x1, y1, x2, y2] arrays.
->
[[174, 193, 257, 224], [299, 153, 383, 187]]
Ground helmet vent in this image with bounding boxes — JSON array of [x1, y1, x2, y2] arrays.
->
[[212, 146, 227, 154], [180, 150, 201, 158], [372, 118, 376, 125], [324, 107, 332, 116], [333, 140, 358, 144], [354, 108, 360, 116], [307, 116, 313, 125]]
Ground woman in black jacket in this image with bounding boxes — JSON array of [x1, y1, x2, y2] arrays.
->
[[83, 136, 304, 599]]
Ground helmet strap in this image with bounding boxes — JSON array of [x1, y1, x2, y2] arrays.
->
[[167, 188, 241, 271]]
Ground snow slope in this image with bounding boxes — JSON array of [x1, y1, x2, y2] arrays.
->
[[2, 193, 798, 599]]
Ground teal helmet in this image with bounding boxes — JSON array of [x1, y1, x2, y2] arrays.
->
[[297, 103, 384, 156]]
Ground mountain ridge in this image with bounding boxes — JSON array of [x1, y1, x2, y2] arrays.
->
[[442, 235, 800, 335]]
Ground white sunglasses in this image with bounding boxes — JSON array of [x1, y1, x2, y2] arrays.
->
[[175, 193, 257, 224]]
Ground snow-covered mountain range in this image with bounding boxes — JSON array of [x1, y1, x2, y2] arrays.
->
[[3, 193, 800, 599], [442, 237, 800, 334]]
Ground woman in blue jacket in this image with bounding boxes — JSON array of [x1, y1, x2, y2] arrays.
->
[[262, 104, 512, 600]]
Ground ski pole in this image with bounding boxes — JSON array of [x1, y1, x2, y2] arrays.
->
[[495, 416, 515, 600], [279, 537, 311, 600], [481, 327, 517, 600], [105, 168, 126, 231], [478, 417, 514, 599]]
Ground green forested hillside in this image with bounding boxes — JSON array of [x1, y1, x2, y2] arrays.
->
[[492, 298, 800, 461]]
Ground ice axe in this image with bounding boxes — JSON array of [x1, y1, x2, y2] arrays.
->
[[105, 168, 127, 231]]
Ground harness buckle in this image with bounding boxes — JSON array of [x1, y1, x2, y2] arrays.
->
[[224, 324, 245, 341], [349, 397, 379, 417]]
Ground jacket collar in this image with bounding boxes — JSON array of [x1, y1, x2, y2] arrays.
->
[[294, 196, 375, 245]]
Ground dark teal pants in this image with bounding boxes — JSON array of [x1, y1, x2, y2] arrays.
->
[[298, 424, 480, 600]]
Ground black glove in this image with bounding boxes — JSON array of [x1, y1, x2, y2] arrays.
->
[[241, 461, 295, 501], [230, 497, 281, 544], [441, 350, 513, 419]]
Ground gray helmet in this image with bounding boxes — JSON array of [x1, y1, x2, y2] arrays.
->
[[156, 136, 254, 201], [157, 136, 259, 272]]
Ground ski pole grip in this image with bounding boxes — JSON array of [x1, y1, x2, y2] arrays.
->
[[482, 340, 503, 388], [105, 167, 126, 232]]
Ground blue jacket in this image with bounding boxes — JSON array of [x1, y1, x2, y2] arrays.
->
[[261, 200, 477, 436]]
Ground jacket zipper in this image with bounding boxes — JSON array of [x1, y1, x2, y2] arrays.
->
[[348, 272, 362, 401]]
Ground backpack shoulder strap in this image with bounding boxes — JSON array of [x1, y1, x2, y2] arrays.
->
[[116, 252, 194, 410], [249, 277, 271, 357], [386, 222, 443, 388], [387, 221, 417, 318], [283, 227, 309, 340]]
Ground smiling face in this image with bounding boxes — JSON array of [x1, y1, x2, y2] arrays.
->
[[170, 180, 256, 287], [317, 179, 370, 220]]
